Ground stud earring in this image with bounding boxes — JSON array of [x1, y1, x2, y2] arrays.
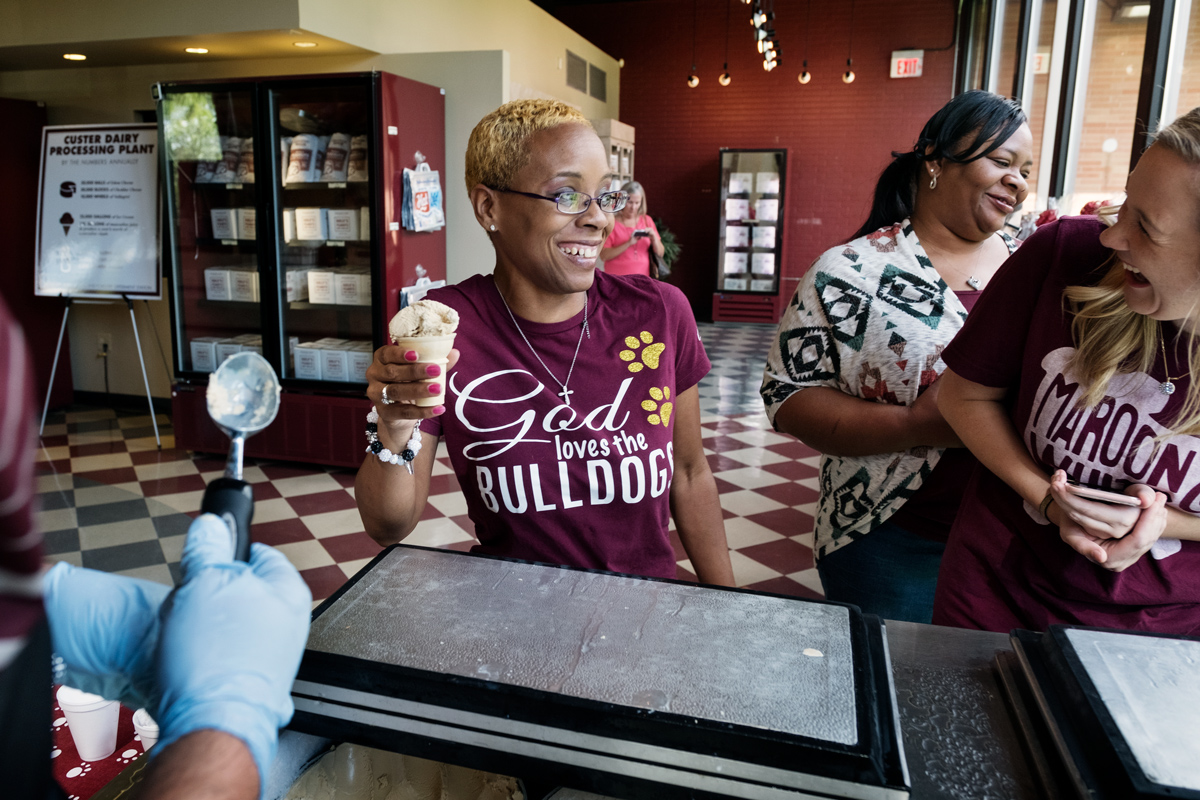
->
[[489, 224, 497, 232]]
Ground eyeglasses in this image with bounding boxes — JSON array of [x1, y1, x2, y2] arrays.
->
[[495, 187, 629, 214]]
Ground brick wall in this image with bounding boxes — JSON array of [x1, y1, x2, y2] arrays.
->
[[554, 0, 958, 319]]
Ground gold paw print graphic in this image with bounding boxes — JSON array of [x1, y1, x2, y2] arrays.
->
[[642, 386, 673, 427], [619, 331, 665, 372]]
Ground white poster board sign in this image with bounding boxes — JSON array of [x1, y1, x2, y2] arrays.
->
[[36, 123, 161, 299]]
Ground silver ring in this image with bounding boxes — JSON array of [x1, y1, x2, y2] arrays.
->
[[380, 384, 394, 405]]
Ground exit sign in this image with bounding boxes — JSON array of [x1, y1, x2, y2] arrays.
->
[[890, 50, 924, 78]]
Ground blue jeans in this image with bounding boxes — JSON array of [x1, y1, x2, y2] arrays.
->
[[816, 520, 946, 624]]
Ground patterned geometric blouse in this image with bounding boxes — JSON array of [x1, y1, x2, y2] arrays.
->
[[760, 220, 1016, 558]]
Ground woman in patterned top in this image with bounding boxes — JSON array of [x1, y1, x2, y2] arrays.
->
[[761, 91, 1033, 623]]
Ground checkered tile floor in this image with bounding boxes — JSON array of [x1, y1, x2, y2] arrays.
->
[[35, 322, 824, 604]]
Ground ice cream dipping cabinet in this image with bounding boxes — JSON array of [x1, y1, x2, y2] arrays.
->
[[287, 545, 911, 800], [155, 71, 445, 467], [87, 545, 1200, 799]]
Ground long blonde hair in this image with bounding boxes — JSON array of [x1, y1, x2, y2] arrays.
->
[[1064, 107, 1200, 434]]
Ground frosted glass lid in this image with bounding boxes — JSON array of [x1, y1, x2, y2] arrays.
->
[[308, 548, 859, 745], [1065, 628, 1200, 791]]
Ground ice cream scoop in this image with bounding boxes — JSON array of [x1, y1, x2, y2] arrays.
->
[[388, 300, 459, 407], [202, 352, 281, 561]]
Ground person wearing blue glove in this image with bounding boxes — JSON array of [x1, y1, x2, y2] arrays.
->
[[42, 513, 311, 799]]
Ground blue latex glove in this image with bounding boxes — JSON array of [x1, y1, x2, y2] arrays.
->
[[42, 561, 169, 710], [153, 513, 312, 792]]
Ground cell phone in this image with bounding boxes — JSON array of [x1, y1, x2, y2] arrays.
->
[[633, 229, 650, 238], [1063, 480, 1142, 506]]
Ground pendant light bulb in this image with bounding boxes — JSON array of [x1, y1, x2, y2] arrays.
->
[[687, 73, 700, 88], [842, 58, 855, 84], [798, 59, 812, 84], [719, 71, 732, 86]]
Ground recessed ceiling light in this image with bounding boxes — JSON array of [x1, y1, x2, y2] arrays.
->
[[63, 53, 86, 61], [185, 47, 209, 54], [293, 42, 318, 48]]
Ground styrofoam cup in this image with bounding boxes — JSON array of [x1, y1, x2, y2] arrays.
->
[[389, 334, 455, 408], [56, 686, 118, 762], [132, 708, 159, 752], [389, 333, 456, 361]]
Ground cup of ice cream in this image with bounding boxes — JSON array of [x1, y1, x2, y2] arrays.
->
[[388, 299, 459, 407]]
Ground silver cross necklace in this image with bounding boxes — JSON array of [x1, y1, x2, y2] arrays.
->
[[497, 283, 590, 406]]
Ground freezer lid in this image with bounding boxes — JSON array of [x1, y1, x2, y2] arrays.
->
[[290, 545, 909, 800]]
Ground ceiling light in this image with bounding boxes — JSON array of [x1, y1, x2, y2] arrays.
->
[[63, 53, 86, 61], [293, 41, 318, 48], [687, 73, 700, 88], [719, 70, 732, 86], [185, 47, 209, 54], [844, 0, 856, 85], [796, 58, 816, 83]]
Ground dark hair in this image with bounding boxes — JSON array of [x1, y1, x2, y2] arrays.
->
[[850, 90, 1028, 240]]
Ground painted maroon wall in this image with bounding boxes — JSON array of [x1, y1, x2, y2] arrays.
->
[[555, 0, 959, 320]]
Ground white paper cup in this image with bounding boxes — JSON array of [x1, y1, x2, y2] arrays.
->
[[389, 335, 456, 407], [132, 708, 159, 753], [56, 686, 118, 762]]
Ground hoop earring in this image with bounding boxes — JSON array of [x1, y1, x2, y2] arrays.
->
[[929, 172, 938, 190]]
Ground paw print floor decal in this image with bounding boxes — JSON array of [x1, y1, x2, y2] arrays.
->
[[642, 386, 673, 426], [619, 331, 665, 372]]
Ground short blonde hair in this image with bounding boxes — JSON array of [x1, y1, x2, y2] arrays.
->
[[465, 100, 590, 192]]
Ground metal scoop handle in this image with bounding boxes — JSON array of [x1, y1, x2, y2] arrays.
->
[[201, 477, 254, 562]]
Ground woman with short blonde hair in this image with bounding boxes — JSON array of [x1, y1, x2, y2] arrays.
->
[[357, 100, 734, 586]]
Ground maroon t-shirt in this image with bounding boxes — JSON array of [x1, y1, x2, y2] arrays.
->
[[934, 216, 1200, 634], [887, 288, 982, 541], [0, 294, 41, 668], [422, 272, 711, 579]]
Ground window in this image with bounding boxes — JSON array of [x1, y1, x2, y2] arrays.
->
[[1163, 0, 1199, 124], [1062, 0, 1148, 212], [993, 0, 1026, 97]]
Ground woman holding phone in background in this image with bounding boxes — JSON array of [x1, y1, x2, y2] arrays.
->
[[600, 180, 664, 277], [934, 109, 1200, 636]]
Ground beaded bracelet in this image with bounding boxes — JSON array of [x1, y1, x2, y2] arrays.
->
[[365, 408, 422, 475]]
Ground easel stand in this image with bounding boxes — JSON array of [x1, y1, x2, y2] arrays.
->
[[39, 294, 162, 449]]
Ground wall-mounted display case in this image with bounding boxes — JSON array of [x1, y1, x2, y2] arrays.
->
[[156, 71, 445, 467], [712, 148, 787, 323]]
